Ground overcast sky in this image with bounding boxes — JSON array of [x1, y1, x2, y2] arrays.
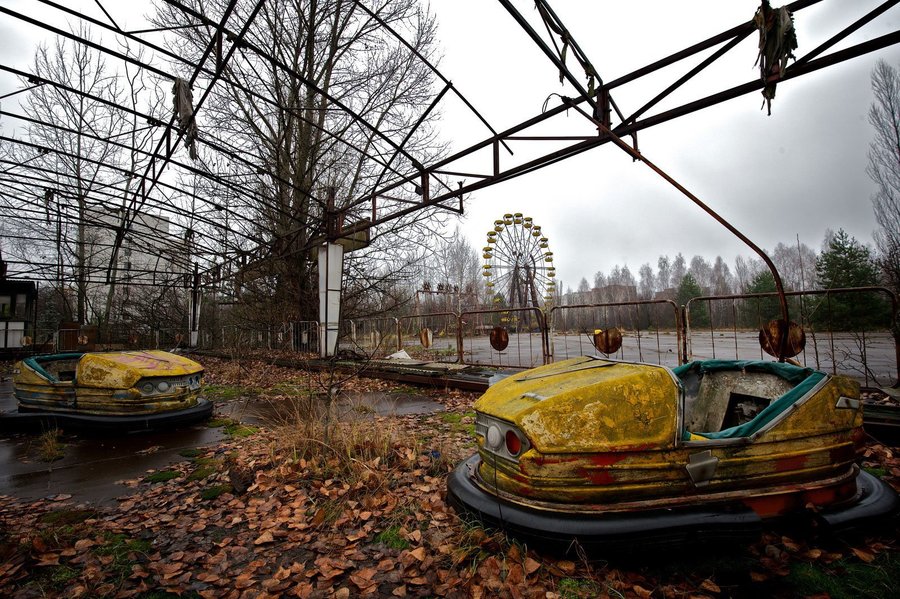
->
[[432, 1, 900, 290], [2, 1, 899, 291]]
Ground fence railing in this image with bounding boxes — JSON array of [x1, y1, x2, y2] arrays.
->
[[459, 307, 548, 369], [398, 313, 460, 363], [549, 299, 683, 367], [15, 287, 898, 387], [685, 286, 899, 388]]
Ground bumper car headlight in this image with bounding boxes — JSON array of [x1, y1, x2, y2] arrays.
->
[[476, 413, 531, 461]]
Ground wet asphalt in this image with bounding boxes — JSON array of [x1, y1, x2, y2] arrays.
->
[[0, 379, 443, 506]]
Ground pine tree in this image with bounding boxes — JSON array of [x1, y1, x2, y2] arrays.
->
[[744, 270, 780, 327], [814, 229, 887, 330], [677, 273, 708, 328]]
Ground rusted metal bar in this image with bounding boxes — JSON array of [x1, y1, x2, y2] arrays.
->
[[32, 0, 399, 206], [548, 299, 682, 364], [617, 29, 900, 137], [372, 82, 451, 197], [1, 6, 172, 79], [349, 0, 512, 156], [620, 32, 750, 128], [792, 0, 899, 69], [566, 98, 794, 359], [605, 0, 824, 89], [336, 30, 900, 243]]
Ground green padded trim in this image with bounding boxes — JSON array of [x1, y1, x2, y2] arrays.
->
[[674, 359, 827, 440], [675, 359, 815, 384], [24, 353, 85, 382]]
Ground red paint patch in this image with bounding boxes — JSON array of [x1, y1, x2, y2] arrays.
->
[[579, 469, 616, 485], [775, 454, 808, 472]]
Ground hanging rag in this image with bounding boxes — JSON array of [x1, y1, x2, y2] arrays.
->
[[172, 77, 199, 159], [754, 1, 798, 115], [43, 188, 54, 224]]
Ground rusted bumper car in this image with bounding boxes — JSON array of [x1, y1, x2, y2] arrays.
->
[[2, 350, 212, 432], [447, 357, 899, 552]]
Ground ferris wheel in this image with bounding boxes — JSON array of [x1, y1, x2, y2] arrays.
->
[[482, 213, 557, 310]]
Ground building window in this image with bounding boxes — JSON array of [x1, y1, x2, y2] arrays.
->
[[0, 295, 10, 318], [15, 294, 27, 317]]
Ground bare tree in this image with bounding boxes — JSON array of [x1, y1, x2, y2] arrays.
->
[[670, 253, 687, 287], [430, 227, 480, 311], [151, 0, 448, 326], [638, 263, 655, 300], [656, 255, 672, 292], [771, 241, 816, 291], [734, 254, 763, 293], [867, 59, 900, 294], [688, 255, 712, 291], [1, 25, 173, 327]]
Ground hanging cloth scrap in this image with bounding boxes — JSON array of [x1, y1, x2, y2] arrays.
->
[[754, 1, 798, 116], [172, 77, 199, 160]]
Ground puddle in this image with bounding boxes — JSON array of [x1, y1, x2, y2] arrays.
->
[[0, 379, 225, 506], [0, 382, 442, 506]]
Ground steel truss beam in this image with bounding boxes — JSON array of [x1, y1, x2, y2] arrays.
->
[[0, 0, 897, 294]]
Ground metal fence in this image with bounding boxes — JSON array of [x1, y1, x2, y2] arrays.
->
[[685, 287, 898, 388], [549, 300, 683, 367], [460, 307, 548, 369], [13, 287, 898, 387], [398, 313, 460, 363], [340, 317, 400, 357]]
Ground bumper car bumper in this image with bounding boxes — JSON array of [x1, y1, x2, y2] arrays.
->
[[447, 454, 900, 554]]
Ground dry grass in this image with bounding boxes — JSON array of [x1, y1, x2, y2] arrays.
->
[[36, 428, 65, 462], [267, 388, 403, 482]]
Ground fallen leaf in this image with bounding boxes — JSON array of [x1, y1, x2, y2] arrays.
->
[[851, 548, 876, 563], [254, 531, 275, 545], [524, 557, 541, 576], [350, 574, 378, 590], [35, 553, 60, 567], [633, 584, 653, 599], [804, 548, 823, 560], [311, 508, 326, 527], [409, 547, 426, 562], [699, 579, 721, 594], [506, 563, 524, 586]]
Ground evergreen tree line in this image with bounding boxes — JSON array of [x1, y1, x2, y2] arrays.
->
[[564, 229, 893, 332]]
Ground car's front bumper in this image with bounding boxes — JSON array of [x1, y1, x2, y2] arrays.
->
[[447, 454, 899, 555]]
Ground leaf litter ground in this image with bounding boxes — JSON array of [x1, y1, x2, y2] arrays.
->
[[0, 355, 898, 598]]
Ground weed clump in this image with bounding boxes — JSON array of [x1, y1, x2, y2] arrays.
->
[[143, 470, 179, 483], [36, 429, 65, 462]]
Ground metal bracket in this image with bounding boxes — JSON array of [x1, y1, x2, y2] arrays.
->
[[686, 450, 719, 487], [835, 396, 860, 410]]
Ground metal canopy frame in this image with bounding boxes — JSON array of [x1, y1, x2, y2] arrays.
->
[[0, 0, 897, 310]]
